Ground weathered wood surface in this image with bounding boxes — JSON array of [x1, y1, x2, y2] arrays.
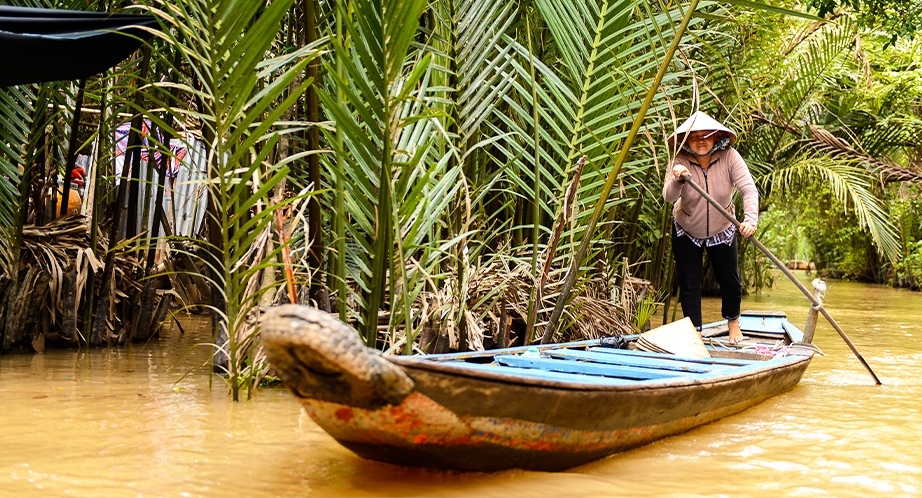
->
[[262, 306, 814, 472], [61, 260, 78, 343]]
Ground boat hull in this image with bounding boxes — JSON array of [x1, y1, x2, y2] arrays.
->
[[296, 355, 810, 471], [261, 305, 813, 472]]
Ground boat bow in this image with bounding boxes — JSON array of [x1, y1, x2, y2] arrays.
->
[[261, 305, 415, 410]]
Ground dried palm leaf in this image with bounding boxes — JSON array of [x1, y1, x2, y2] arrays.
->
[[11, 216, 141, 348]]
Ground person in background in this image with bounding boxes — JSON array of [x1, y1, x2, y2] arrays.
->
[[662, 111, 758, 344], [50, 167, 86, 220]]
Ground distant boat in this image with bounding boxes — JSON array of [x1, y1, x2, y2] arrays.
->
[[261, 306, 815, 472], [786, 259, 816, 271]]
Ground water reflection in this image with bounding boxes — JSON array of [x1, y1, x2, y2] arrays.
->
[[0, 274, 919, 497]]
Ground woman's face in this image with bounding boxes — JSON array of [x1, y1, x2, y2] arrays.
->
[[686, 130, 717, 156]]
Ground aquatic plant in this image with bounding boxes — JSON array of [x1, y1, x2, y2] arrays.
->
[[138, 0, 323, 400]]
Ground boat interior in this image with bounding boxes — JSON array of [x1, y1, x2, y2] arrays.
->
[[408, 312, 818, 387]]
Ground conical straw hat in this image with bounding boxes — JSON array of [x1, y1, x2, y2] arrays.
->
[[667, 111, 737, 147], [640, 317, 710, 358]]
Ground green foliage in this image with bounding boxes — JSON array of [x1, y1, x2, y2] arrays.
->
[[313, 0, 710, 348], [143, 0, 321, 400], [890, 188, 922, 288], [632, 293, 658, 329], [806, 0, 922, 44], [320, 0, 449, 348], [893, 240, 922, 288], [729, 11, 922, 285], [760, 181, 878, 280], [757, 210, 812, 262], [482, 0, 700, 340], [4, 0, 920, 399], [0, 85, 33, 275], [717, 14, 920, 273]]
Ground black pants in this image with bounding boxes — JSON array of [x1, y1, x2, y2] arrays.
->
[[672, 226, 742, 328]]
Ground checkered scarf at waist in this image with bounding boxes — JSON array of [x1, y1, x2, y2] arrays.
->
[[674, 219, 736, 247]]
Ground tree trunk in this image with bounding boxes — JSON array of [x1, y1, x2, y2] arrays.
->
[[91, 47, 152, 345], [304, 0, 326, 308], [61, 260, 78, 342]]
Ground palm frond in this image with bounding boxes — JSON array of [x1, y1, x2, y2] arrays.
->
[[319, 0, 439, 345], [766, 142, 901, 261], [750, 18, 858, 160], [0, 85, 33, 274], [142, 0, 322, 399], [432, 0, 519, 140], [805, 124, 922, 183], [494, 0, 696, 258]]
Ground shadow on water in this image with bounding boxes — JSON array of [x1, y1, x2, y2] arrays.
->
[[1, 272, 921, 497]]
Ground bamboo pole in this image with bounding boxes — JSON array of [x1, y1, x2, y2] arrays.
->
[[525, 15, 542, 346], [679, 172, 882, 385], [541, 0, 702, 343], [333, 0, 347, 322]]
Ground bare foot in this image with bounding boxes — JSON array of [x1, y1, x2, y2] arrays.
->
[[728, 318, 743, 344]]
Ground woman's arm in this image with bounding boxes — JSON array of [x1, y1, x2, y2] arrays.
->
[[663, 159, 687, 203], [727, 149, 759, 228]]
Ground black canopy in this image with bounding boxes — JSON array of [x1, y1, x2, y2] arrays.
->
[[0, 6, 158, 86]]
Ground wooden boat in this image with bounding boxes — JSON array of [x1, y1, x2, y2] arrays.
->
[[261, 305, 815, 472]]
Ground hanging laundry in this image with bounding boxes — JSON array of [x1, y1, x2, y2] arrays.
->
[[114, 120, 186, 178]]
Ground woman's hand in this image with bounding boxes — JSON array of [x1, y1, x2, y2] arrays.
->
[[739, 222, 756, 237], [671, 165, 688, 182]]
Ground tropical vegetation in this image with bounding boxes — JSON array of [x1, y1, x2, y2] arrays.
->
[[0, 0, 920, 400]]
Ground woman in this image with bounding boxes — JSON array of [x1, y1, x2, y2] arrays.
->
[[662, 111, 758, 344]]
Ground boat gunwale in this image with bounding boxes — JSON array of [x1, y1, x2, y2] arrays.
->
[[387, 350, 812, 392]]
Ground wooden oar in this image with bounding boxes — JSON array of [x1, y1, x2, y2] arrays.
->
[[679, 172, 882, 385]]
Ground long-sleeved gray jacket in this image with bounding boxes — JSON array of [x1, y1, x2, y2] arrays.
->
[[662, 147, 759, 239]]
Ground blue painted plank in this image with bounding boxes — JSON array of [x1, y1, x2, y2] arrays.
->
[[701, 319, 729, 329], [586, 347, 753, 367], [702, 315, 789, 336], [448, 362, 637, 386], [446, 355, 803, 385], [423, 339, 602, 362], [782, 321, 805, 342], [495, 355, 682, 380], [739, 315, 787, 335], [542, 349, 728, 374]]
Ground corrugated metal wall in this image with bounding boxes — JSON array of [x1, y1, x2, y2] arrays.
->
[[109, 137, 208, 240]]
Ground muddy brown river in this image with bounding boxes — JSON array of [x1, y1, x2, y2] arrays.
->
[[1, 272, 919, 497]]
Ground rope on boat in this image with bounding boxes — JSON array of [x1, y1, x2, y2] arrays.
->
[[703, 338, 735, 350], [703, 338, 824, 357], [788, 341, 825, 356]]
